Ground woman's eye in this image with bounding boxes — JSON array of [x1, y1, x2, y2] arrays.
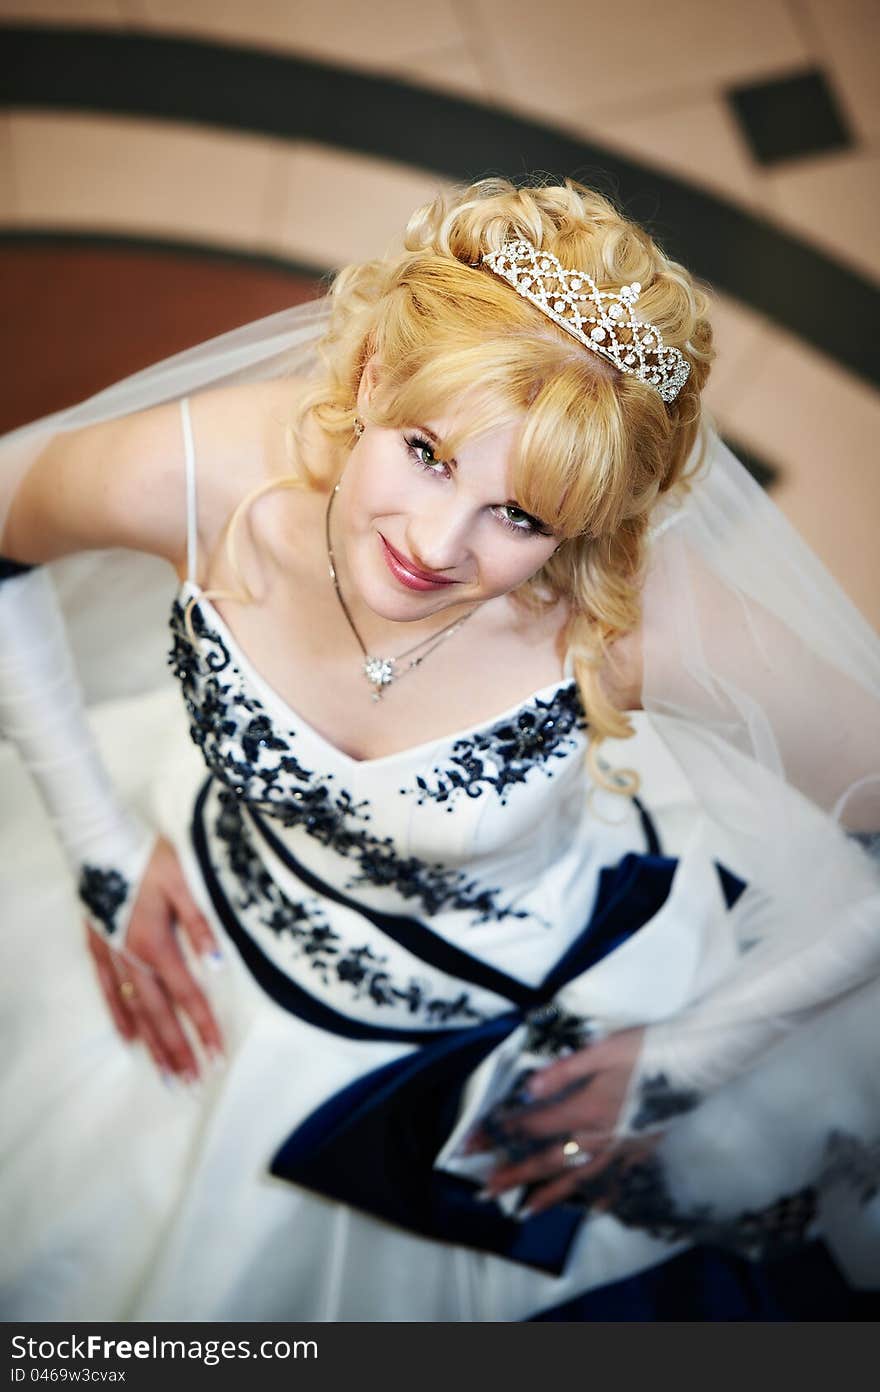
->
[[406, 435, 448, 475], [495, 504, 553, 538]]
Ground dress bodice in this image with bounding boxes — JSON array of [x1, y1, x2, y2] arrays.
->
[[167, 581, 656, 1031]]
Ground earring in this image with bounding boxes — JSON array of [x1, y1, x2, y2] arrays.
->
[[353, 417, 364, 441]]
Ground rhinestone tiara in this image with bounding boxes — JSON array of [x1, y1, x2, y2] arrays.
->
[[481, 238, 691, 404]]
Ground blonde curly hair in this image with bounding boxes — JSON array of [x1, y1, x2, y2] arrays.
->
[[221, 177, 715, 794]]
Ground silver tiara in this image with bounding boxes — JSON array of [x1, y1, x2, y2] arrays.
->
[[481, 238, 691, 404]]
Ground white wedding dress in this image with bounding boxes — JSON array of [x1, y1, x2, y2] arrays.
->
[[1, 401, 877, 1322]]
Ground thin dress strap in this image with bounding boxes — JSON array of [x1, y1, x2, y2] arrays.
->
[[179, 396, 198, 587]]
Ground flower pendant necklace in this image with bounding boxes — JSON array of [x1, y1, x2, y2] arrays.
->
[[325, 483, 477, 702]]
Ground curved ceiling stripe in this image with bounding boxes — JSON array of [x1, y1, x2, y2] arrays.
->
[[1, 23, 876, 388], [0, 227, 328, 284]]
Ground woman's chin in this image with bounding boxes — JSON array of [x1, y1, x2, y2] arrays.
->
[[364, 588, 462, 625], [352, 567, 474, 625]]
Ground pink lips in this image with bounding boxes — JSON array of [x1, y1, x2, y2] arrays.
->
[[379, 534, 458, 592]]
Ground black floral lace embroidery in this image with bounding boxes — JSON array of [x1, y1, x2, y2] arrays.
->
[[523, 1001, 596, 1057], [213, 789, 484, 1024], [410, 685, 586, 809], [818, 1129, 880, 1205], [569, 1153, 816, 1261], [168, 600, 530, 925], [78, 864, 130, 936], [572, 1128, 880, 1262], [629, 1072, 702, 1132], [168, 602, 314, 802]]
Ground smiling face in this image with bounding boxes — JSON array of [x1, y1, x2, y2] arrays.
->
[[328, 377, 561, 628]]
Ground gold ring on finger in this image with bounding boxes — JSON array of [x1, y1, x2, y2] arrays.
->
[[562, 1137, 593, 1169], [119, 980, 137, 1000]]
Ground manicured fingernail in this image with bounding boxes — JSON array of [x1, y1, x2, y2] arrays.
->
[[204, 949, 225, 971], [160, 1069, 177, 1091], [475, 1188, 495, 1203], [206, 1048, 226, 1075], [518, 1205, 534, 1220]]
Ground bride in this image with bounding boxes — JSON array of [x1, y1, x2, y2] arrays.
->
[[1, 178, 878, 1321]]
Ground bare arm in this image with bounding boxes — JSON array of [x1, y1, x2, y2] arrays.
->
[[1, 399, 190, 568], [0, 388, 283, 1077], [0, 377, 293, 574]]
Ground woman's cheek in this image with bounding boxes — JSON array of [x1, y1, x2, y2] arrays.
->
[[497, 546, 558, 596], [477, 553, 538, 598], [355, 458, 420, 520]]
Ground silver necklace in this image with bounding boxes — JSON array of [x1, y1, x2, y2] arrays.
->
[[325, 483, 477, 702]]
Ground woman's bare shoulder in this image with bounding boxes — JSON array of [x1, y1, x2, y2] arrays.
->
[[184, 376, 319, 580], [1, 374, 311, 572], [186, 377, 305, 519]]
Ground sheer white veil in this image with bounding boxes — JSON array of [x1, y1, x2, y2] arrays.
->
[[633, 425, 880, 1117], [1, 291, 879, 1277]]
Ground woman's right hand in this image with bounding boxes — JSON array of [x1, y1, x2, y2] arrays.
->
[[85, 835, 226, 1083]]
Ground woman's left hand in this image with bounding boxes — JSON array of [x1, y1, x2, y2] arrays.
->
[[466, 1026, 648, 1217]]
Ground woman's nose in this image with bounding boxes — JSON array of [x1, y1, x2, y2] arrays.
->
[[405, 500, 475, 575]]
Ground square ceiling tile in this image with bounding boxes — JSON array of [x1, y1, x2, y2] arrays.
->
[[727, 68, 853, 166], [8, 112, 281, 251], [272, 142, 451, 268], [714, 326, 880, 625], [472, 0, 809, 127], [586, 95, 764, 209], [127, 0, 467, 70], [802, 0, 880, 143], [764, 148, 880, 282], [0, 1, 124, 18], [701, 294, 773, 416]]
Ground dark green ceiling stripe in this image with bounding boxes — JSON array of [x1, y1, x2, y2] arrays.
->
[[1, 24, 876, 387]]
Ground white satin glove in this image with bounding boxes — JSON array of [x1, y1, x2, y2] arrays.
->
[[0, 565, 157, 948]]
